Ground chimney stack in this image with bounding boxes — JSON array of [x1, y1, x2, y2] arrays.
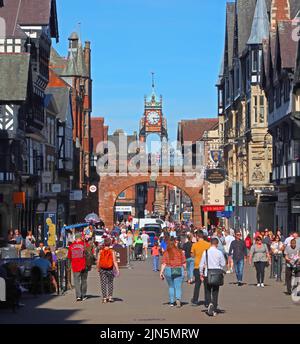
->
[[271, 0, 291, 31]]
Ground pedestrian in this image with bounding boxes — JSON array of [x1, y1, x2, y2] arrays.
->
[[68, 232, 89, 301], [276, 229, 285, 243], [126, 230, 134, 259], [284, 239, 300, 295], [224, 230, 235, 273], [245, 234, 252, 257], [151, 241, 160, 272], [182, 235, 194, 284], [284, 232, 295, 248], [212, 229, 226, 255], [249, 236, 271, 288], [25, 230, 36, 250], [97, 238, 119, 303], [270, 235, 284, 280], [200, 238, 226, 317], [190, 230, 210, 306], [228, 232, 247, 286], [160, 239, 186, 308], [169, 227, 177, 238], [45, 251, 58, 294], [141, 230, 150, 259]]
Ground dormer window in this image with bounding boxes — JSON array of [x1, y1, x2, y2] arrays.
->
[[251, 50, 259, 73]]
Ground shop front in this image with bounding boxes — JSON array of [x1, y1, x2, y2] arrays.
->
[[114, 205, 133, 223]]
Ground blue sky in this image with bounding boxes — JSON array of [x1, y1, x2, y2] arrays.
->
[[54, 0, 227, 141]]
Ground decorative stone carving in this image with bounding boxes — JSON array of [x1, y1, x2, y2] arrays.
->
[[252, 163, 265, 182]]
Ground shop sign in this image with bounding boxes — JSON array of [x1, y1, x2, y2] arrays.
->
[[217, 211, 233, 218], [205, 169, 226, 184], [115, 206, 132, 212], [202, 206, 225, 212]]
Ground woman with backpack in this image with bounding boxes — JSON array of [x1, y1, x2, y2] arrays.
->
[[249, 236, 271, 288], [97, 238, 119, 303]]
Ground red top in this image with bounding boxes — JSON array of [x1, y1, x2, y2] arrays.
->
[[68, 240, 89, 272], [162, 249, 186, 268], [151, 246, 160, 256], [245, 237, 252, 249]]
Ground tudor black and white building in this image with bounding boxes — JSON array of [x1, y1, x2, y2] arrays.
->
[[0, 0, 59, 239], [262, 7, 300, 232]]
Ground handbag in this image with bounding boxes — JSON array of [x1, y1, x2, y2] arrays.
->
[[171, 267, 182, 279], [206, 250, 224, 287]]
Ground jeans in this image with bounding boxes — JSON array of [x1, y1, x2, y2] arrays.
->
[[234, 259, 244, 283], [206, 278, 220, 311], [152, 255, 159, 271], [73, 270, 88, 299], [186, 258, 194, 281], [271, 254, 282, 281], [164, 267, 184, 303], [192, 269, 209, 305], [254, 261, 266, 284]]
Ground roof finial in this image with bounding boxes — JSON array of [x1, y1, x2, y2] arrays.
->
[[152, 72, 155, 90]]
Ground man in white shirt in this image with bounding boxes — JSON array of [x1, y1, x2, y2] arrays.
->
[[141, 230, 150, 259], [284, 232, 296, 247], [200, 238, 226, 317], [119, 229, 128, 247], [224, 231, 235, 273]]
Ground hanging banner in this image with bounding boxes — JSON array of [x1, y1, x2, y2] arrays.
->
[[44, 212, 57, 247]]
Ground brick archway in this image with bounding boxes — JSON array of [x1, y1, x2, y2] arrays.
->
[[98, 174, 203, 229]]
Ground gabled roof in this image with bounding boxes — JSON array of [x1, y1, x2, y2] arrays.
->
[[0, 0, 59, 40], [0, 53, 30, 101], [178, 118, 219, 144], [225, 2, 236, 69], [236, 0, 257, 55], [247, 0, 270, 45], [45, 87, 70, 122], [277, 21, 298, 69], [60, 36, 88, 78], [50, 48, 67, 75]]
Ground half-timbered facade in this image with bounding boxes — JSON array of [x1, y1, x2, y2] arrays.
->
[[0, 0, 59, 238], [262, 4, 300, 233]]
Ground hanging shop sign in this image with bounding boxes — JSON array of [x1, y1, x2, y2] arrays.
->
[[210, 150, 222, 164], [205, 169, 226, 184]]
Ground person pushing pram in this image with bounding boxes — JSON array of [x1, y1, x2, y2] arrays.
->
[[134, 234, 144, 260]]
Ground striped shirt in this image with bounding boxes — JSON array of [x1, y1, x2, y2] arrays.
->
[[162, 249, 186, 268]]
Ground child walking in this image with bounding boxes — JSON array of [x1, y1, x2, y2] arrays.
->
[[151, 241, 160, 272]]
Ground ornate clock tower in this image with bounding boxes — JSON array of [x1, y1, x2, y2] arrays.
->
[[139, 74, 168, 143]]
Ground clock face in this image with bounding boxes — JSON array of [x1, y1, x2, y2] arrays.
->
[[147, 111, 160, 125]]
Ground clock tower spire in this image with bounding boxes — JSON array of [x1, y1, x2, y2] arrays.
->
[[140, 74, 168, 142]]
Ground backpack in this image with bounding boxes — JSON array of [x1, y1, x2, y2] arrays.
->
[[99, 249, 114, 269]]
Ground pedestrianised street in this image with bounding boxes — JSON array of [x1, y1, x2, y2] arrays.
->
[[0, 257, 299, 324]]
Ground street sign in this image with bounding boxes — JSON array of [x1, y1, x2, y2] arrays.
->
[[89, 185, 97, 193]]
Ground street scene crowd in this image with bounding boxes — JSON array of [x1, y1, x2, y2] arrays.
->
[[1, 219, 300, 318]]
